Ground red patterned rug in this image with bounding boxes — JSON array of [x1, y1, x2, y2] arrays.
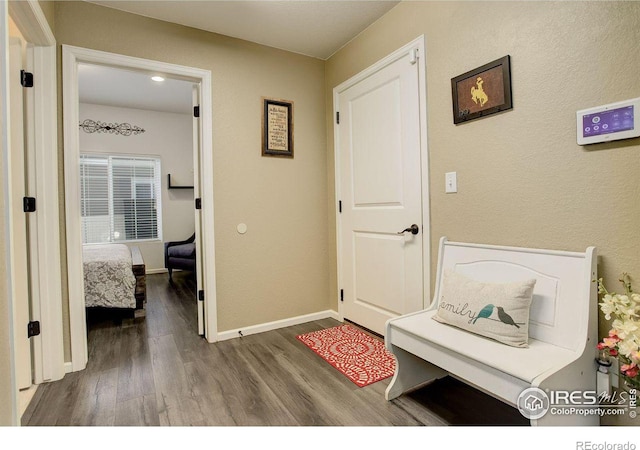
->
[[296, 324, 396, 387]]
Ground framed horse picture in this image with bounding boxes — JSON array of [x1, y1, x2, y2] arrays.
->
[[451, 55, 512, 124]]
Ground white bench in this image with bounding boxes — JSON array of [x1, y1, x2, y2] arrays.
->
[[384, 237, 599, 426]]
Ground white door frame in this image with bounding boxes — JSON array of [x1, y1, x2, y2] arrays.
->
[[333, 35, 431, 320], [63, 45, 218, 371], [9, 35, 31, 390], [3, 0, 63, 425]]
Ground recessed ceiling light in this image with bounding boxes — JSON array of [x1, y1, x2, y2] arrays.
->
[[151, 76, 165, 82]]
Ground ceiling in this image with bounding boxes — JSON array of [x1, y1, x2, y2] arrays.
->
[[78, 63, 195, 114], [79, 1, 399, 114], [87, 0, 400, 60]]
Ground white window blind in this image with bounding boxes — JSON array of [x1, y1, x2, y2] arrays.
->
[[80, 154, 162, 244]]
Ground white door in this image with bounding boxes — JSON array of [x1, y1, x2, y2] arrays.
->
[[9, 37, 32, 389], [336, 42, 427, 336], [192, 85, 205, 335]]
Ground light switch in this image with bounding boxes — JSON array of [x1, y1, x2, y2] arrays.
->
[[445, 172, 457, 193]]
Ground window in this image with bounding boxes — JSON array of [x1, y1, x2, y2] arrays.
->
[[80, 154, 162, 244]]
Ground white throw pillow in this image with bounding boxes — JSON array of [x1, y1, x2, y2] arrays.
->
[[432, 270, 536, 348]]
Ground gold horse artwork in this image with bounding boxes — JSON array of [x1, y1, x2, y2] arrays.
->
[[470, 76, 488, 107]]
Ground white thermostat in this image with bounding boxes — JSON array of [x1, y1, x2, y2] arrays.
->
[[577, 97, 640, 145]]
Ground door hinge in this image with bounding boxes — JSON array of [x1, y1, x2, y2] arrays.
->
[[23, 197, 36, 212], [340, 289, 344, 302], [198, 290, 205, 302], [27, 321, 40, 338], [336, 111, 340, 124], [20, 70, 34, 88], [193, 105, 200, 118], [195, 198, 202, 210], [338, 200, 342, 213]]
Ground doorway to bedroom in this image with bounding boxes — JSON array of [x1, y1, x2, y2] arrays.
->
[[63, 46, 218, 372], [78, 63, 196, 326]]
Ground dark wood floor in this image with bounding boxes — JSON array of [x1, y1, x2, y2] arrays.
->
[[21, 271, 527, 426]]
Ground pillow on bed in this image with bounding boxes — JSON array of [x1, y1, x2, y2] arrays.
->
[[432, 270, 536, 348]]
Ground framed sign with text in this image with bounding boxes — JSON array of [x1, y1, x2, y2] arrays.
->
[[262, 98, 294, 158]]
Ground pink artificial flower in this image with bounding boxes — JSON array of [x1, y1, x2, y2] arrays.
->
[[609, 330, 619, 338], [609, 348, 619, 357], [597, 342, 606, 350], [621, 363, 639, 379], [602, 337, 620, 348]]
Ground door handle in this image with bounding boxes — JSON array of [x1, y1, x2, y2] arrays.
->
[[397, 224, 419, 235]]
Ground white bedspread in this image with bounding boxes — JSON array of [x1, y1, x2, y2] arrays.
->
[[83, 244, 136, 309]]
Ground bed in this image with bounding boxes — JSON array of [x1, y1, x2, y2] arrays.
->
[[83, 244, 146, 317]]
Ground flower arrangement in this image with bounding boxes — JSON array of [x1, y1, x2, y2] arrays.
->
[[596, 273, 640, 389]]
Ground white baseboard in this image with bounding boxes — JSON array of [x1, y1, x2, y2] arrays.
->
[[145, 268, 168, 275], [62, 309, 339, 365], [216, 310, 341, 342]]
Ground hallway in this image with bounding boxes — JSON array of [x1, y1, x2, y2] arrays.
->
[[22, 272, 526, 426]]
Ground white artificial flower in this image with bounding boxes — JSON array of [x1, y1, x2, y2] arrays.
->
[[600, 302, 615, 321], [618, 338, 638, 358], [598, 276, 640, 359], [620, 305, 639, 318], [614, 319, 639, 339]]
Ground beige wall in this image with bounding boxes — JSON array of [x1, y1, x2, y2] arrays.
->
[[326, 1, 640, 329], [55, 1, 330, 357]]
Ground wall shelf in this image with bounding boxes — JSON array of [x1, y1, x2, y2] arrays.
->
[[167, 174, 194, 189]]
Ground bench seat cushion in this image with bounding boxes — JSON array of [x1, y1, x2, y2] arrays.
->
[[388, 309, 578, 383]]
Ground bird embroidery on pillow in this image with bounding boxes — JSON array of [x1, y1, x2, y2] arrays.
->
[[473, 304, 494, 324], [472, 304, 522, 328], [496, 306, 520, 328]]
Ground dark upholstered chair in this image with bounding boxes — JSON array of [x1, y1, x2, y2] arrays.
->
[[164, 233, 196, 283]]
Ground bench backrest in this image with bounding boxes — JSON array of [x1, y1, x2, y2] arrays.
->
[[430, 238, 597, 352]]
